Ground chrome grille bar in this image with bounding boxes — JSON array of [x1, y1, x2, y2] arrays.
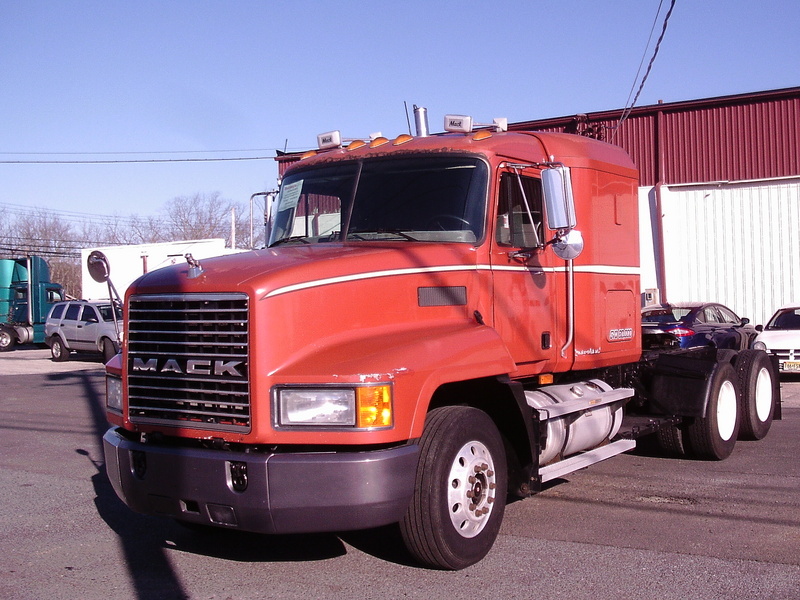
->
[[127, 293, 250, 432]]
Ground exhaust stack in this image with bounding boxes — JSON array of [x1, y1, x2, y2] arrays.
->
[[413, 105, 429, 137]]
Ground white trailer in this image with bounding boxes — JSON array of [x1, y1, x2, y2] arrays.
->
[[81, 239, 237, 301]]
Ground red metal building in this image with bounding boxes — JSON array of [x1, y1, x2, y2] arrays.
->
[[510, 86, 800, 187]]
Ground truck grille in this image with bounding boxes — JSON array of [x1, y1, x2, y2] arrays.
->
[[126, 293, 250, 432]]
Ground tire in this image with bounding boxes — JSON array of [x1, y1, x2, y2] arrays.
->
[[0, 327, 16, 352], [50, 337, 70, 362], [735, 350, 775, 440], [102, 338, 117, 363], [686, 362, 740, 460], [656, 422, 688, 456], [400, 406, 507, 570]]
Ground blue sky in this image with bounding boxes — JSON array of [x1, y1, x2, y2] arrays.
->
[[1, 0, 798, 220]]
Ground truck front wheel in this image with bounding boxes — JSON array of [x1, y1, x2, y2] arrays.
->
[[400, 406, 507, 570], [0, 327, 16, 352], [687, 362, 740, 460]]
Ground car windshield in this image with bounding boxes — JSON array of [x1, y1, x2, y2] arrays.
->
[[642, 307, 693, 323], [766, 308, 800, 330], [269, 155, 488, 246]]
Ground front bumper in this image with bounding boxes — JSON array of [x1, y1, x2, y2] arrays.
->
[[103, 427, 419, 534]]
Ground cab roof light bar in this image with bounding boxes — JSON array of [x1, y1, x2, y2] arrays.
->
[[444, 115, 508, 134], [317, 130, 385, 151]]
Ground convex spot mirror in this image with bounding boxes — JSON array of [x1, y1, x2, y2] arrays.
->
[[542, 166, 576, 230], [552, 229, 584, 260], [87, 250, 111, 284]]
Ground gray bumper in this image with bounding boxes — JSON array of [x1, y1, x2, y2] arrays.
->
[[103, 427, 419, 534]]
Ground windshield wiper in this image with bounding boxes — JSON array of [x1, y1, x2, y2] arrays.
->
[[270, 235, 312, 247], [347, 229, 420, 241]]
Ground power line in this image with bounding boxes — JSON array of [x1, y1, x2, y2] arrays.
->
[[612, 0, 677, 142], [0, 200, 148, 228], [0, 148, 277, 156], [0, 155, 274, 165]]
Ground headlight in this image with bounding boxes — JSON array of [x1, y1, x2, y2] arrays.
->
[[106, 375, 123, 413], [753, 341, 767, 351], [275, 385, 393, 429]]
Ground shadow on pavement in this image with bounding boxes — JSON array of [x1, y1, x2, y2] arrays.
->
[[61, 368, 416, 599]]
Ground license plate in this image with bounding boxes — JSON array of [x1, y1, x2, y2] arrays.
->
[[784, 361, 800, 372]]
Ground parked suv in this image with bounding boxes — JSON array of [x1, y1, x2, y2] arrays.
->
[[45, 300, 122, 363]]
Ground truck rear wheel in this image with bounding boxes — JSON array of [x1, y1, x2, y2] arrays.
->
[[400, 406, 507, 570], [0, 327, 16, 352], [656, 422, 687, 456], [686, 362, 740, 460], [50, 337, 69, 362], [735, 350, 775, 440]]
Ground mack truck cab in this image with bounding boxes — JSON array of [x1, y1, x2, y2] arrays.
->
[[102, 113, 779, 570]]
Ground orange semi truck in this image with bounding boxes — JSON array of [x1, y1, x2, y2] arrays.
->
[[102, 113, 781, 569]]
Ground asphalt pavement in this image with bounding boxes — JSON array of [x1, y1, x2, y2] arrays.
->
[[2, 346, 799, 600]]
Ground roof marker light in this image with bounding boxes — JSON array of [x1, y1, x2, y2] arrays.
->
[[369, 136, 390, 148], [347, 140, 367, 151], [393, 134, 414, 146]]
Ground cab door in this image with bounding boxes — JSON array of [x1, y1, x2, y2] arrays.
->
[[489, 169, 564, 376]]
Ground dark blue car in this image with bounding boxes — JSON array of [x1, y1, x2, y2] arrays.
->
[[641, 302, 758, 350]]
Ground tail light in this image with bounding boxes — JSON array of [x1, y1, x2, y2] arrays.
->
[[668, 326, 695, 337]]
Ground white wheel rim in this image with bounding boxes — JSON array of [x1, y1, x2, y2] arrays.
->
[[446, 440, 497, 539], [716, 379, 737, 441], [754, 367, 773, 422]]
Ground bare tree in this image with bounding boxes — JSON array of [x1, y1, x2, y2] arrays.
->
[[162, 192, 249, 247], [2, 190, 257, 299]]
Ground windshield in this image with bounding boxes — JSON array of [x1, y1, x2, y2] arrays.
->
[[269, 155, 488, 246], [766, 308, 800, 330]]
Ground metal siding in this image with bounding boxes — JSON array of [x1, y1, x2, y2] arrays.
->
[[659, 99, 800, 184], [510, 87, 799, 187], [659, 179, 800, 326], [614, 114, 656, 186]]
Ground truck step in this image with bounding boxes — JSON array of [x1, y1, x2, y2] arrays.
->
[[539, 438, 636, 483]]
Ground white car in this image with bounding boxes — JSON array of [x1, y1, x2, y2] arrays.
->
[[45, 300, 123, 363], [754, 305, 800, 373]]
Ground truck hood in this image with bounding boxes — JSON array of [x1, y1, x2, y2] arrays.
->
[[126, 243, 479, 299]]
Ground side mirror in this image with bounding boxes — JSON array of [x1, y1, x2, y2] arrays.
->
[[552, 229, 584, 261], [542, 166, 576, 231], [87, 251, 111, 284]]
